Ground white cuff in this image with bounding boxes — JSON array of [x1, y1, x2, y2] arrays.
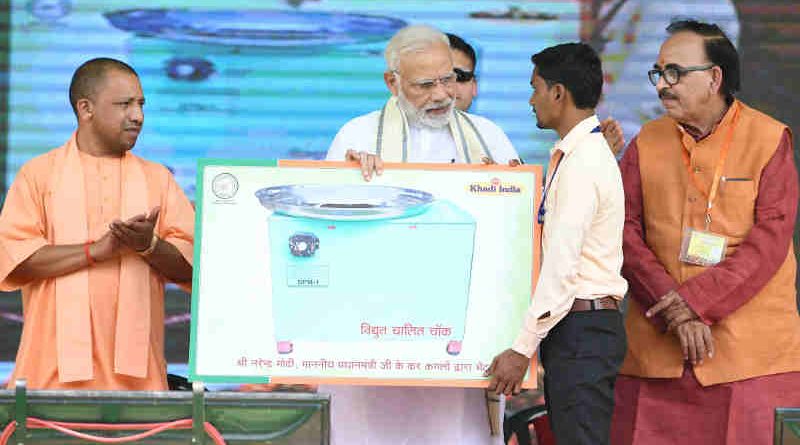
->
[[511, 329, 541, 358]]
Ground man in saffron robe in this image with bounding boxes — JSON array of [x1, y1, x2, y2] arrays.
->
[[0, 58, 194, 390], [612, 20, 800, 444]]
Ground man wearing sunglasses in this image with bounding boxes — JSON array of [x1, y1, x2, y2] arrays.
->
[[446, 33, 478, 112], [445, 32, 626, 153], [612, 20, 800, 444]]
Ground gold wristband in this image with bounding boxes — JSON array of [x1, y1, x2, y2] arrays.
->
[[138, 234, 159, 256]]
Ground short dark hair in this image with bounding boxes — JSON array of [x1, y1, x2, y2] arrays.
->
[[531, 42, 602, 109], [68, 57, 138, 116], [666, 19, 740, 104], [446, 33, 477, 70]]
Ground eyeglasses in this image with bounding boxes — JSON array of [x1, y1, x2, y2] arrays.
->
[[454, 68, 475, 83], [393, 70, 457, 93], [648, 63, 715, 86]]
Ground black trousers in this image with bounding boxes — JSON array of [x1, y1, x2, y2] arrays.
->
[[540, 309, 626, 445]]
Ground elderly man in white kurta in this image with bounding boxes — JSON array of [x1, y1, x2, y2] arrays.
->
[[323, 25, 518, 445]]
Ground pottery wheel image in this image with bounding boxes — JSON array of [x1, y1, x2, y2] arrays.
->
[[255, 184, 434, 221]]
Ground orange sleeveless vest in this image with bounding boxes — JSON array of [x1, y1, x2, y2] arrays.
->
[[620, 101, 800, 385]]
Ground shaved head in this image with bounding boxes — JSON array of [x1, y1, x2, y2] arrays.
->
[[68, 57, 138, 116]]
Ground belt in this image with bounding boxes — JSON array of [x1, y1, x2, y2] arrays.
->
[[570, 296, 619, 312]]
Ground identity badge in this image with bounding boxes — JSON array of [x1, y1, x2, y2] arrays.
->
[[679, 228, 727, 266]]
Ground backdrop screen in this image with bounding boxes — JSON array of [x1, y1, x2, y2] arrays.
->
[[1, 0, 797, 370]]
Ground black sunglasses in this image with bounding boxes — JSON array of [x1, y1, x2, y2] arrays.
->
[[454, 68, 475, 83]]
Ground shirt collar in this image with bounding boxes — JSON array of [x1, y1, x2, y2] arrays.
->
[[550, 114, 601, 157], [675, 99, 740, 142]]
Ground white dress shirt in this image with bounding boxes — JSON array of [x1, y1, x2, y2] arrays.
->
[[512, 115, 628, 358]]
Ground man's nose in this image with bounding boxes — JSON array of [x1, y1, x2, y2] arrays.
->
[[129, 104, 144, 124], [656, 74, 670, 92], [432, 81, 452, 102]]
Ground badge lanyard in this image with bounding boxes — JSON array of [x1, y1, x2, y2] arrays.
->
[[537, 126, 601, 225], [680, 106, 740, 231]]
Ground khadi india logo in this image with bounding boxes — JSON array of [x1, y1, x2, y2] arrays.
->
[[468, 177, 523, 195]]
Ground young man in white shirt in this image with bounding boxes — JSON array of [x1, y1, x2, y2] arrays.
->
[[486, 42, 628, 445]]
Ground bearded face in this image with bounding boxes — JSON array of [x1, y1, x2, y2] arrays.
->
[[397, 84, 454, 128], [389, 40, 458, 129]]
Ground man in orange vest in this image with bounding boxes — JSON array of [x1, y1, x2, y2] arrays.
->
[[612, 20, 800, 444]]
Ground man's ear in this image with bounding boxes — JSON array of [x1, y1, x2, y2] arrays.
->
[[75, 98, 93, 122], [552, 83, 565, 102], [384, 71, 399, 96], [710, 65, 724, 95]]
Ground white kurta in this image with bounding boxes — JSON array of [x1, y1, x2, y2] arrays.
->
[[327, 110, 519, 165], [323, 109, 518, 445]]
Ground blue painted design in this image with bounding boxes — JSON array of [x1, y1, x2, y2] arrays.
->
[[103, 9, 407, 49], [266, 200, 475, 350]]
